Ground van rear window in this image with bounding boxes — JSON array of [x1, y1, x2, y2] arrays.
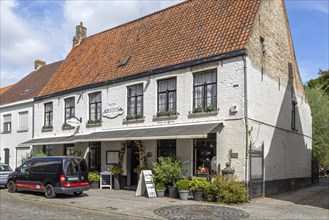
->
[[64, 158, 88, 175]]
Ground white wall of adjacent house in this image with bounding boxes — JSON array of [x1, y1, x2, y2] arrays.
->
[[0, 101, 33, 169], [247, 57, 312, 182], [32, 56, 248, 179]]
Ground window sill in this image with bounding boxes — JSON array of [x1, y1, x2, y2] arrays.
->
[[17, 129, 28, 133], [123, 118, 145, 124], [62, 125, 75, 130], [42, 128, 53, 132], [152, 114, 178, 121], [1, 131, 11, 134], [188, 111, 218, 118], [86, 123, 102, 127]]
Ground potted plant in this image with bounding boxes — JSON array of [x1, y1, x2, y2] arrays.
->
[[176, 178, 190, 200], [189, 178, 208, 201], [88, 172, 101, 189], [111, 165, 123, 190], [195, 164, 209, 178], [155, 182, 166, 197], [153, 156, 184, 198]]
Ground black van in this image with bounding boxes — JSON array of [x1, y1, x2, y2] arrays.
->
[[7, 156, 89, 198]]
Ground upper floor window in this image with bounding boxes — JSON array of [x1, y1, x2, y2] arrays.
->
[[127, 84, 143, 116], [2, 114, 11, 133], [44, 103, 53, 126], [193, 70, 217, 111], [158, 78, 176, 112], [18, 111, 28, 131], [89, 92, 102, 120], [64, 97, 75, 121]]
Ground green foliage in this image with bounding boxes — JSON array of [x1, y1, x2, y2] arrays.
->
[[152, 156, 184, 186], [205, 105, 217, 112], [155, 182, 166, 190], [87, 119, 102, 124], [111, 165, 123, 175], [21, 151, 47, 164], [176, 178, 190, 190], [305, 86, 329, 167], [88, 172, 101, 181], [188, 178, 209, 191], [193, 106, 203, 113], [307, 69, 329, 96], [203, 175, 247, 204], [156, 110, 178, 117]]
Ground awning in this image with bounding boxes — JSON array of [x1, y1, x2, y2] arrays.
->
[[74, 122, 223, 142], [18, 135, 76, 147]]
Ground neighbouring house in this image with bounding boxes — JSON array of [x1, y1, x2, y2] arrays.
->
[[18, 0, 311, 197], [0, 60, 62, 169]]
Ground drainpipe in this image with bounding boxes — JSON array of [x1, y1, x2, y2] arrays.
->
[[243, 55, 249, 198], [31, 101, 35, 155]]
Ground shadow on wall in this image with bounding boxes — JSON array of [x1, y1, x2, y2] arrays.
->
[[264, 63, 311, 196]]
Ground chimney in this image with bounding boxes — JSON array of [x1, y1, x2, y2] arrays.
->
[[34, 60, 46, 70], [73, 22, 87, 47]]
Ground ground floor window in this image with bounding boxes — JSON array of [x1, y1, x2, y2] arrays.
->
[[193, 133, 216, 175], [64, 144, 75, 156], [43, 145, 53, 156], [89, 142, 101, 172], [157, 139, 176, 158]]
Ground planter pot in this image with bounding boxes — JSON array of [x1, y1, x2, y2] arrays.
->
[[178, 190, 189, 200], [89, 181, 100, 189], [113, 174, 121, 190], [193, 189, 204, 201], [156, 189, 165, 197], [195, 174, 209, 178], [167, 185, 179, 198]]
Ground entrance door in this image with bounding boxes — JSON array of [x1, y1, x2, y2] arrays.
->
[[249, 143, 264, 198], [4, 149, 9, 165], [127, 142, 139, 187], [89, 142, 101, 172]]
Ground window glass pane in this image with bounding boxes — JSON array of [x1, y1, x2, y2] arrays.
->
[[19, 111, 28, 131], [3, 114, 11, 123], [136, 84, 143, 95], [158, 80, 167, 92]]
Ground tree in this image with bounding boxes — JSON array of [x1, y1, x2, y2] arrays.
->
[[305, 86, 329, 167], [307, 69, 329, 96]]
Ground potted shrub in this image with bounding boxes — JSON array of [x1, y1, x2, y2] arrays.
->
[[189, 178, 208, 201], [176, 178, 190, 200], [111, 166, 123, 190], [155, 182, 166, 197], [88, 172, 101, 189], [153, 156, 184, 198]]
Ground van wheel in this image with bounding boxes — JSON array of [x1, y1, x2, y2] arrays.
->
[[7, 180, 16, 193], [73, 191, 83, 196], [44, 184, 56, 199]]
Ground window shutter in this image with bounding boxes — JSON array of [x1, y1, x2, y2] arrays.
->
[[19, 112, 28, 131]]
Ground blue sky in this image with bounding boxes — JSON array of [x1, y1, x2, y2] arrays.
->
[[1, 0, 328, 87]]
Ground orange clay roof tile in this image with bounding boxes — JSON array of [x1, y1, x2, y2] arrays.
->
[[39, 0, 260, 97]]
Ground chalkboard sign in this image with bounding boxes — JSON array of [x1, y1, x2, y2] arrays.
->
[[100, 171, 112, 189], [135, 170, 157, 198]]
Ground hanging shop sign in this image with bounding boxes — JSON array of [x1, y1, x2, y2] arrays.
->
[[66, 116, 82, 126], [102, 103, 124, 119]]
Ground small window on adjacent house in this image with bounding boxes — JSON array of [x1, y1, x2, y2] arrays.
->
[[64, 97, 75, 121], [89, 92, 102, 121], [193, 70, 217, 111], [158, 78, 176, 112], [43, 145, 53, 156], [44, 103, 53, 127], [127, 84, 143, 116], [18, 111, 28, 131], [3, 114, 12, 133], [291, 102, 297, 130]]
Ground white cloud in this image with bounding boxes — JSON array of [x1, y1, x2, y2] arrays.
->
[[286, 0, 329, 14]]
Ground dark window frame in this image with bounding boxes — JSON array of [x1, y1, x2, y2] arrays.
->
[[44, 102, 53, 126], [292, 102, 297, 131], [43, 145, 53, 156], [64, 144, 75, 156], [157, 78, 177, 112], [64, 97, 75, 122], [157, 139, 177, 158], [193, 70, 217, 110], [89, 92, 102, 121], [127, 84, 144, 116]]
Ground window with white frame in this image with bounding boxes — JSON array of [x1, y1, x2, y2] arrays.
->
[[127, 84, 143, 116], [64, 97, 75, 121], [18, 111, 28, 131], [193, 70, 217, 111], [44, 102, 53, 127], [89, 92, 102, 121], [3, 114, 12, 133], [158, 78, 176, 112]]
